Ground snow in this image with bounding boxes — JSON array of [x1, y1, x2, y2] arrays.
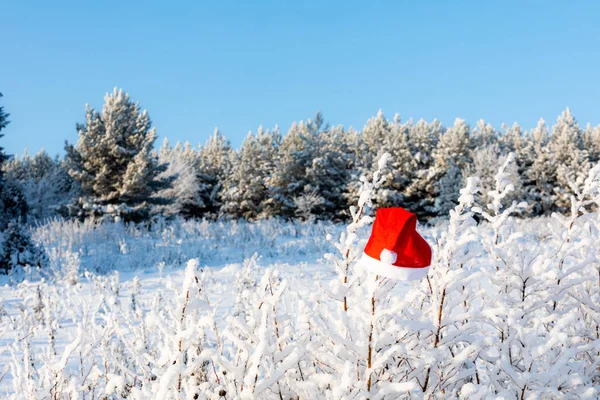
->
[[0, 155, 600, 398]]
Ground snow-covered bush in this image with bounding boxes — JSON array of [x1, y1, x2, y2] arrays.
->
[[1, 153, 600, 398], [0, 220, 47, 274], [3, 149, 76, 220]]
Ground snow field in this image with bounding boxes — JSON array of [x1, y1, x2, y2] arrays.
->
[[0, 155, 599, 399]]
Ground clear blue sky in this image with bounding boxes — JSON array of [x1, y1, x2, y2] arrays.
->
[[2, 1, 600, 156]]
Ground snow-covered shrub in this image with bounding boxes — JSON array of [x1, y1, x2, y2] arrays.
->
[[2, 153, 600, 398], [3, 149, 76, 221], [293, 190, 324, 222], [0, 220, 47, 274]]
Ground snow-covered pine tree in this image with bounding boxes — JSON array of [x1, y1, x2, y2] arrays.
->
[[3, 149, 76, 220], [344, 111, 384, 211], [433, 118, 471, 172], [0, 220, 48, 274], [254, 126, 281, 219], [355, 110, 390, 172], [0, 92, 9, 172], [0, 178, 27, 230], [0, 93, 43, 277], [220, 134, 246, 220], [463, 144, 522, 212], [432, 162, 463, 217], [429, 118, 472, 217], [221, 126, 279, 220], [348, 110, 407, 210], [377, 114, 412, 209], [582, 123, 600, 163], [499, 122, 538, 215], [0, 93, 28, 229], [196, 128, 233, 219], [64, 88, 167, 222], [403, 118, 443, 219], [268, 114, 324, 219], [524, 118, 555, 215], [305, 124, 353, 220], [155, 139, 202, 218], [549, 108, 590, 212], [470, 119, 498, 149], [506, 122, 539, 172]]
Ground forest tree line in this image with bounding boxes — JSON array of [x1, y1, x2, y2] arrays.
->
[[1, 88, 598, 228]]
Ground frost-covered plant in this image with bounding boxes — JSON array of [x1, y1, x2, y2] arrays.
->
[[465, 146, 523, 215], [325, 151, 391, 313], [5, 154, 600, 399], [309, 152, 425, 399], [397, 176, 483, 398], [293, 190, 324, 222], [139, 259, 217, 399], [473, 153, 527, 265], [472, 155, 599, 398], [0, 220, 47, 274], [215, 268, 303, 400], [3, 149, 76, 221]]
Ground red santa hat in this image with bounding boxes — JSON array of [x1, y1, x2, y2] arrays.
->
[[356, 207, 431, 280]]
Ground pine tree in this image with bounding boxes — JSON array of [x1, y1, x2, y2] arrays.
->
[[500, 122, 529, 160], [64, 88, 166, 222], [500, 122, 537, 215], [221, 131, 262, 220], [407, 118, 441, 171], [463, 144, 521, 211], [221, 127, 279, 220], [4, 150, 76, 220], [0, 93, 28, 229], [305, 124, 352, 220], [582, 123, 600, 163], [0, 94, 43, 274], [0, 93, 9, 174], [268, 114, 323, 219], [403, 118, 442, 218], [549, 108, 589, 211], [499, 122, 532, 178], [471, 119, 497, 149], [196, 128, 233, 219], [358, 110, 391, 171], [351, 111, 391, 202], [377, 114, 412, 208], [428, 118, 471, 216], [432, 162, 463, 216], [0, 220, 48, 274], [155, 139, 202, 218], [255, 126, 281, 219], [526, 119, 555, 214], [0, 180, 28, 229], [433, 117, 471, 172], [347, 110, 410, 210]]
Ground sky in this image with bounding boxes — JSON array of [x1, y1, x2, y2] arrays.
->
[[1, 1, 600, 156]]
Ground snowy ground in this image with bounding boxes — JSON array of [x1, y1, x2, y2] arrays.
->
[[0, 209, 599, 399], [0, 219, 347, 397]]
